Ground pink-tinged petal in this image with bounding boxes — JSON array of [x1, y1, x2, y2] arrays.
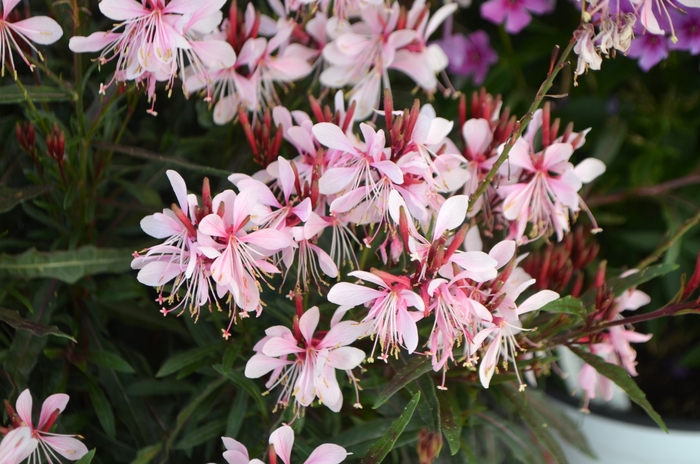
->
[[241, 229, 291, 253], [347, 270, 387, 287], [504, 7, 532, 34], [198, 214, 228, 238], [269, 426, 294, 464], [299, 306, 320, 344], [677, 0, 700, 6], [38, 394, 69, 431], [69, 32, 121, 53], [424, 118, 454, 145], [329, 187, 368, 214], [390, 51, 437, 90], [311, 244, 338, 278], [312, 123, 359, 155], [40, 435, 89, 461], [505, 138, 534, 171], [573, 158, 605, 183], [349, 72, 381, 121], [502, 182, 534, 221], [547, 170, 581, 209], [466, 298, 493, 322], [223, 450, 250, 464], [449, 251, 498, 271], [518, 290, 559, 315], [640, 0, 664, 34], [10, 16, 63, 45], [137, 261, 183, 286], [166, 170, 189, 213], [464, 226, 483, 252], [2, 0, 20, 18], [140, 213, 183, 239], [287, 126, 316, 155], [371, 161, 404, 185], [387, 29, 417, 50], [320, 320, 366, 348], [222, 437, 248, 454], [212, 95, 238, 125], [327, 283, 385, 307], [621, 290, 651, 311], [292, 198, 312, 223], [303, 212, 329, 240], [319, 167, 357, 195], [479, 336, 501, 388], [325, 346, 365, 370], [15, 389, 34, 428], [425, 3, 459, 38], [433, 195, 468, 238], [541, 143, 574, 169], [489, 240, 515, 268], [237, 178, 280, 208], [400, 290, 425, 313], [315, 366, 342, 411], [99, 0, 147, 20], [304, 444, 348, 464], [462, 118, 493, 157], [578, 363, 598, 399], [245, 354, 291, 378], [0, 426, 37, 463], [277, 157, 296, 201], [190, 40, 236, 70], [398, 309, 419, 354], [480, 0, 507, 25], [262, 337, 304, 357]]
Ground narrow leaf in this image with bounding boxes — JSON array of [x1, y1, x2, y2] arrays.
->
[[361, 391, 421, 464], [214, 365, 269, 420], [86, 378, 116, 439], [75, 449, 96, 464], [156, 344, 221, 378], [0, 246, 132, 284], [174, 418, 227, 450], [374, 356, 432, 408], [0, 185, 51, 214], [539, 296, 587, 321], [85, 350, 136, 374], [225, 392, 248, 439], [606, 264, 679, 298], [569, 346, 668, 432], [0, 85, 74, 104], [130, 444, 162, 464], [406, 375, 440, 433], [438, 391, 462, 455], [0, 307, 76, 342]]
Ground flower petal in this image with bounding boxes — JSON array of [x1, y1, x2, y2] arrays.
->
[[269, 426, 295, 464], [38, 394, 69, 431], [10, 16, 63, 45], [304, 444, 348, 464]]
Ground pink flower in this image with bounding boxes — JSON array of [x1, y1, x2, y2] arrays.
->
[[14, 389, 89, 462], [435, 31, 498, 84], [269, 426, 348, 464], [480, 0, 554, 34], [245, 306, 366, 412], [328, 269, 424, 361], [0, 0, 63, 78], [0, 427, 37, 464]]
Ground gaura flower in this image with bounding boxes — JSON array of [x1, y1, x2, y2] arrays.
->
[[0, 427, 37, 464]]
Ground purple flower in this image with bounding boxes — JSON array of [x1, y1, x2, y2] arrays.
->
[[435, 31, 498, 84], [668, 8, 700, 55], [480, 0, 554, 34], [628, 33, 669, 71]]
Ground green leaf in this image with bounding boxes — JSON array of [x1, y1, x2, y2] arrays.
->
[[0, 246, 132, 284], [606, 264, 679, 298], [214, 365, 269, 420], [85, 350, 136, 374], [86, 378, 116, 439], [130, 444, 163, 464], [500, 384, 569, 464], [174, 418, 227, 450], [0, 185, 51, 214], [539, 296, 587, 322], [126, 380, 196, 396], [569, 346, 668, 432], [438, 391, 462, 455], [405, 374, 440, 433], [225, 391, 248, 439], [0, 85, 74, 104], [361, 391, 421, 464], [156, 344, 222, 378], [374, 356, 432, 409], [221, 342, 240, 375], [0, 307, 76, 342], [75, 449, 96, 464]]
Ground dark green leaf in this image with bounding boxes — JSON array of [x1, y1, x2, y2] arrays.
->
[[500, 384, 569, 464], [0, 85, 74, 104], [361, 391, 420, 464], [126, 380, 196, 396], [438, 391, 462, 455], [539, 296, 587, 322], [85, 350, 136, 374], [75, 449, 96, 464], [374, 356, 432, 409], [174, 418, 227, 450], [130, 444, 162, 464], [405, 374, 440, 433], [225, 392, 248, 439], [214, 365, 269, 420], [606, 264, 679, 297], [334, 418, 422, 456], [156, 344, 222, 378], [221, 342, 240, 375], [0, 185, 51, 214], [0, 247, 132, 284], [569, 346, 668, 432], [0, 307, 76, 342], [87, 378, 116, 439]]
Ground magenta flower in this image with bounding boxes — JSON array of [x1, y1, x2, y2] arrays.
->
[[669, 8, 700, 55], [0, 427, 37, 464], [0, 0, 63, 78], [14, 389, 89, 463], [245, 306, 366, 412], [628, 32, 669, 71], [480, 0, 554, 34], [435, 31, 498, 84]]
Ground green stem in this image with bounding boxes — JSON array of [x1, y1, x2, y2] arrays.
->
[[467, 37, 577, 214], [637, 208, 700, 269]]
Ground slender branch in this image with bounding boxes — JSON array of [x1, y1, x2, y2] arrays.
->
[[637, 208, 700, 269], [467, 37, 577, 213], [587, 172, 700, 207], [92, 141, 233, 178]]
